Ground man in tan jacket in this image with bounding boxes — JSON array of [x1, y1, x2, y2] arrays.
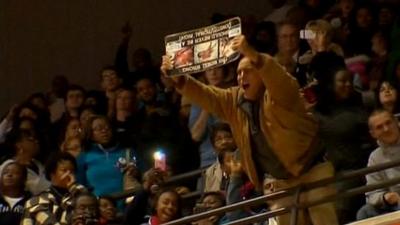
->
[[161, 35, 338, 225]]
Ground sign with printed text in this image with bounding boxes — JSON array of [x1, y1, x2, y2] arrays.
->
[[164, 17, 241, 75]]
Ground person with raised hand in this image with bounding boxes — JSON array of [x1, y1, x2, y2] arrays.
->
[[161, 34, 338, 225]]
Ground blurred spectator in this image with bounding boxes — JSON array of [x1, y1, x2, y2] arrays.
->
[[224, 157, 264, 223], [69, 193, 100, 225], [299, 0, 335, 20], [0, 130, 50, 195], [377, 3, 397, 33], [21, 152, 86, 225], [123, 168, 168, 225], [376, 81, 400, 115], [111, 87, 137, 147], [76, 115, 140, 198], [346, 4, 377, 56], [297, 20, 344, 87], [100, 66, 123, 118], [314, 63, 372, 223], [145, 189, 181, 225], [80, 106, 97, 129], [357, 110, 400, 220], [98, 197, 122, 225], [274, 21, 300, 76], [250, 21, 277, 55], [114, 23, 160, 87], [303, 19, 344, 57], [324, 0, 355, 24], [59, 118, 84, 148], [0, 162, 30, 225], [84, 90, 108, 116], [0, 103, 40, 143], [134, 77, 195, 174], [324, 0, 355, 48], [26, 93, 50, 119], [192, 192, 226, 225], [47, 75, 69, 123], [286, 5, 313, 28], [11, 117, 38, 134], [203, 123, 236, 192], [189, 68, 227, 169], [52, 85, 86, 143], [61, 137, 83, 158], [369, 31, 390, 90], [263, 0, 296, 24]]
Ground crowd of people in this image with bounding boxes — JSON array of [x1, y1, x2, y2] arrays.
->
[[1, 0, 400, 224]]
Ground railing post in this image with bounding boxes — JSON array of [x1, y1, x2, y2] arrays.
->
[[290, 186, 302, 225]]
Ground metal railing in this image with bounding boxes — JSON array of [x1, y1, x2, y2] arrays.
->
[[107, 168, 205, 200], [108, 158, 400, 225], [164, 158, 400, 225]]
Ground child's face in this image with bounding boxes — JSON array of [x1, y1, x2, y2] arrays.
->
[[64, 138, 82, 158], [156, 192, 179, 223], [1, 163, 25, 189], [202, 195, 224, 209], [213, 130, 236, 153], [51, 160, 75, 189], [99, 198, 117, 221]]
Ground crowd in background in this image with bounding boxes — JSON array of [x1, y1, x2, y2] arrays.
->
[[1, 0, 400, 224]]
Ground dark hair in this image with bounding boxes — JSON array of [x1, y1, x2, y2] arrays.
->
[[100, 65, 119, 77], [132, 48, 152, 62], [210, 123, 232, 147], [84, 90, 108, 115], [311, 52, 363, 113], [152, 188, 181, 219], [134, 76, 156, 88], [14, 103, 40, 120], [348, 3, 376, 31], [200, 191, 226, 207], [375, 80, 400, 114], [217, 150, 234, 165], [11, 116, 38, 133], [98, 196, 116, 208], [72, 192, 99, 209], [27, 92, 48, 107], [45, 152, 77, 180], [84, 115, 113, 146], [7, 129, 38, 146], [116, 86, 136, 96], [251, 21, 277, 54], [64, 84, 86, 101], [277, 20, 299, 33]]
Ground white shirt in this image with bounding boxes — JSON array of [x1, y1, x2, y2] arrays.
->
[[3, 196, 24, 208]]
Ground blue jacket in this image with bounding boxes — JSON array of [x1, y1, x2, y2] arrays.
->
[[76, 143, 137, 197]]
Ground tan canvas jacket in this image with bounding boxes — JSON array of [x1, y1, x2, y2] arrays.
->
[[176, 54, 320, 189]]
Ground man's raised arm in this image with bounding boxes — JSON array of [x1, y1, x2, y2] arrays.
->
[[160, 56, 235, 122]]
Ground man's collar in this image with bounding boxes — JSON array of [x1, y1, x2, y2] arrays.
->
[[377, 137, 400, 149]]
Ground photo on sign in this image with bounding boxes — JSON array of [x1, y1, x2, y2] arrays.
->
[[194, 40, 218, 64], [172, 46, 194, 68], [219, 37, 236, 58], [164, 17, 241, 76]]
